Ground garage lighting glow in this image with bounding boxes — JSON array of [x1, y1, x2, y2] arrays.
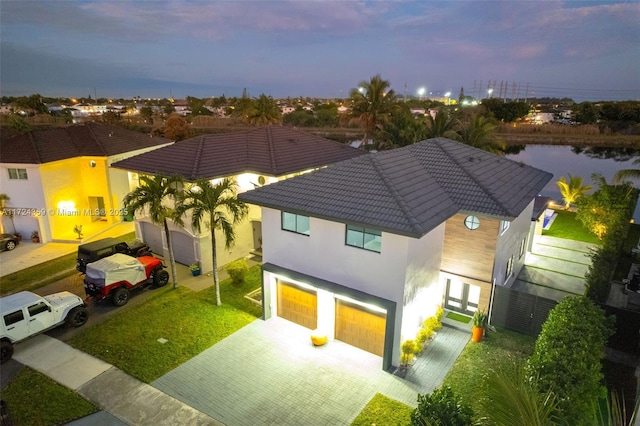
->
[[335, 294, 386, 314], [57, 200, 76, 214], [272, 274, 316, 292]]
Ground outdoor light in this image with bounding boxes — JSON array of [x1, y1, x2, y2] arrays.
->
[[57, 200, 76, 214]]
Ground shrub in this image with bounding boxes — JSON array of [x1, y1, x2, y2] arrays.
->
[[435, 305, 444, 322], [400, 340, 417, 366], [423, 316, 442, 332], [411, 386, 474, 426], [225, 259, 248, 285], [415, 327, 434, 353], [525, 296, 615, 425]]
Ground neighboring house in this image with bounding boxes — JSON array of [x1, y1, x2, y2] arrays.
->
[[110, 126, 367, 272], [0, 123, 173, 242], [239, 137, 553, 371]]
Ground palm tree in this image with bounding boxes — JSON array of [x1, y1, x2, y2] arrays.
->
[[614, 156, 640, 184], [424, 109, 458, 139], [349, 75, 398, 148], [123, 174, 183, 289], [246, 94, 282, 125], [557, 174, 592, 210], [452, 114, 506, 155], [174, 178, 248, 306]]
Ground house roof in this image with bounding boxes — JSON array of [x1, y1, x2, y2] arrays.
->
[[110, 126, 367, 181], [0, 122, 173, 164], [239, 137, 553, 238]]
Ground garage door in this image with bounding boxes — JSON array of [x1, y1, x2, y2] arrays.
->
[[140, 222, 163, 255], [276, 281, 317, 329], [335, 300, 386, 356], [170, 231, 196, 266]]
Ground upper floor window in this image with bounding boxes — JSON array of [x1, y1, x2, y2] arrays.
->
[[464, 215, 480, 230], [282, 211, 310, 235], [8, 168, 28, 180], [519, 237, 527, 259], [505, 256, 514, 279], [500, 220, 510, 234], [346, 225, 381, 253]]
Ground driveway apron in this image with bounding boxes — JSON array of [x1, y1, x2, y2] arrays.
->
[[152, 317, 469, 426]]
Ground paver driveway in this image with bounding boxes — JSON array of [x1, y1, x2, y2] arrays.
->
[[152, 317, 468, 425]]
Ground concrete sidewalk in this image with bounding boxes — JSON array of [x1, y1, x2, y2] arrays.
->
[[13, 334, 221, 426]]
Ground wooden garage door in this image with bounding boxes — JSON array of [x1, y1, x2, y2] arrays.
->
[[335, 300, 386, 356], [276, 281, 317, 329]]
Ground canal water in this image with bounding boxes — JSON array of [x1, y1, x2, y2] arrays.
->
[[506, 145, 639, 220]]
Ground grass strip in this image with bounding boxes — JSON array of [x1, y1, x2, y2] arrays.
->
[[350, 393, 413, 426], [446, 311, 472, 323], [515, 278, 584, 296], [525, 264, 585, 279], [69, 265, 263, 383], [542, 210, 601, 245], [1, 367, 97, 426], [0, 253, 77, 296]]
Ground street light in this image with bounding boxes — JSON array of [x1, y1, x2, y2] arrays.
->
[[487, 88, 493, 98], [417, 87, 426, 101], [444, 92, 451, 106]]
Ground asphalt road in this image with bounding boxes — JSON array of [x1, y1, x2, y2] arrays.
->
[[37, 271, 171, 342]]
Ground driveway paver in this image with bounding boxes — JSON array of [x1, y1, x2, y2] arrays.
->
[[153, 317, 469, 426]]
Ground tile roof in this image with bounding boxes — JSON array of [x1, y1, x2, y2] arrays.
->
[[110, 126, 367, 180], [239, 137, 553, 238], [0, 122, 172, 164]]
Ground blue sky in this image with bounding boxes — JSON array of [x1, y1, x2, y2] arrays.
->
[[1, 1, 639, 101]]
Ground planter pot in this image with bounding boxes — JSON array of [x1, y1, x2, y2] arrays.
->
[[471, 325, 484, 342], [32, 237, 40, 243], [191, 270, 201, 276]]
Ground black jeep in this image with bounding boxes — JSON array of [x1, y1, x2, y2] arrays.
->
[[76, 237, 151, 273]]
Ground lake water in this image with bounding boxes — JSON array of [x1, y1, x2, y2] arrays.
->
[[505, 145, 639, 220]]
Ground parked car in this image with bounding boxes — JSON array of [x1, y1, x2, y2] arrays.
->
[[76, 237, 151, 273], [1, 291, 88, 363], [83, 253, 168, 307], [0, 234, 19, 251]]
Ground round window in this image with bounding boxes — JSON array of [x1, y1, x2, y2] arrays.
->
[[464, 215, 480, 230]]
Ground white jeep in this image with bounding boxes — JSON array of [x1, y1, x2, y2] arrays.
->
[[0, 291, 88, 363]]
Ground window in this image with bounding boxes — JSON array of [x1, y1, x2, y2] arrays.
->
[[8, 168, 28, 180], [282, 211, 310, 235], [28, 302, 49, 316], [464, 215, 480, 230], [346, 225, 381, 253], [500, 220, 510, 234], [505, 256, 514, 279], [4, 310, 24, 326], [519, 237, 527, 259]]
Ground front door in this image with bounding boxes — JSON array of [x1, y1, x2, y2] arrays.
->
[[444, 279, 480, 315]]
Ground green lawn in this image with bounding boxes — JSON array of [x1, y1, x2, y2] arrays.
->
[[542, 210, 601, 244], [1, 367, 97, 426], [69, 265, 262, 383], [350, 393, 413, 426], [351, 328, 536, 424], [442, 328, 536, 419]]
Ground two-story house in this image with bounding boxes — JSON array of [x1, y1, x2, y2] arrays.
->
[[110, 126, 367, 272], [239, 137, 553, 371], [0, 123, 173, 242]]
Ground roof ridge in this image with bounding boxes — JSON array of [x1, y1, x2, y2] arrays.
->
[[431, 138, 509, 216], [86, 122, 107, 155], [369, 153, 424, 235], [27, 131, 42, 163], [189, 136, 205, 181], [266, 126, 278, 173]]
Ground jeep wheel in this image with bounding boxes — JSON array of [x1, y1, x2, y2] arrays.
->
[[5, 241, 16, 251], [112, 287, 130, 307], [66, 306, 89, 327], [153, 269, 169, 287], [1, 340, 14, 364]]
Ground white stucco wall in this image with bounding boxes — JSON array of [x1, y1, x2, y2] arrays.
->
[[493, 200, 535, 286], [0, 164, 47, 238]]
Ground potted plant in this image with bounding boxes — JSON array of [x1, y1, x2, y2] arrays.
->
[[31, 230, 40, 243], [472, 310, 488, 342], [190, 263, 201, 276]]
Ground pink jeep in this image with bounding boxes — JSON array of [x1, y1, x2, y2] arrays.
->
[[83, 253, 168, 306]]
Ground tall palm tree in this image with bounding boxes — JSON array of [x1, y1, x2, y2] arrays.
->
[[123, 174, 183, 289], [557, 174, 592, 210], [614, 156, 640, 184], [246, 94, 282, 125], [424, 109, 458, 139], [349, 75, 398, 147], [174, 178, 248, 306], [453, 114, 506, 155]]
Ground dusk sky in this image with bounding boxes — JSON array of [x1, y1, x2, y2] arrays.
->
[[1, 1, 639, 102]]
